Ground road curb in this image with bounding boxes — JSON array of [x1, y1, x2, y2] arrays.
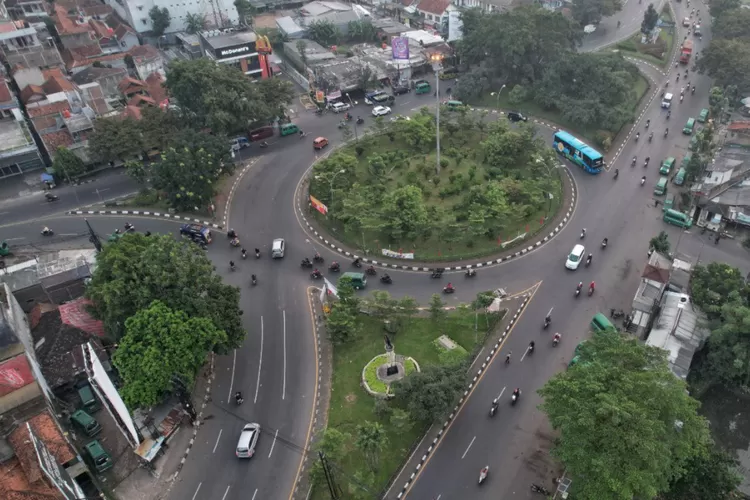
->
[[395, 293, 531, 499], [65, 210, 225, 231], [297, 168, 575, 272]]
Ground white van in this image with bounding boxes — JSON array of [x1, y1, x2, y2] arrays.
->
[[271, 238, 285, 258], [661, 93, 673, 109]]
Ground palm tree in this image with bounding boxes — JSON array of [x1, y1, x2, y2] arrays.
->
[[355, 421, 388, 470], [296, 40, 308, 70], [184, 13, 206, 34]]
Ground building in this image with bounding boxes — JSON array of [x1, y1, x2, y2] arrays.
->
[[118, 73, 168, 119], [0, 8, 64, 73], [691, 147, 750, 229], [283, 38, 335, 70], [52, 1, 139, 55], [128, 44, 166, 80], [297, 1, 367, 37], [103, 0, 240, 34], [0, 78, 45, 179], [412, 0, 453, 30], [5, 0, 47, 20], [199, 29, 263, 76], [71, 65, 129, 101], [645, 292, 710, 380]]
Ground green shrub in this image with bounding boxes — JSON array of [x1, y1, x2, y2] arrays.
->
[[507, 85, 528, 105]]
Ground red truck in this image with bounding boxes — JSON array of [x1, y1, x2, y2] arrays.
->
[[679, 39, 693, 64]]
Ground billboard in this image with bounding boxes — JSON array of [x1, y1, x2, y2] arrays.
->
[[391, 37, 409, 60], [27, 423, 83, 500], [447, 10, 464, 42], [0, 354, 35, 396], [310, 195, 328, 215]]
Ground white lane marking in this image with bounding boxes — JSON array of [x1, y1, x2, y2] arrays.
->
[[496, 387, 507, 400], [59, 233, 78, 236], [468, 347, 484, 371], [191, 483, 202, 500], [254, 316, 264, 404], [212, 429, 223, 453], [4, 237, 25, 241], [251, 489, 258, 500], [461, 436, 476, 459], [282, 309, 287, 400], [227, 349, 237, 404], [268, 429, 279, 458], [520, 347, 530, 362], [221, 485, 230, 500], [436, 495, 442, 500]]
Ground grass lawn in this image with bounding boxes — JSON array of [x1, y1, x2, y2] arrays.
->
[[612, 7, 675, 68], [311, 120, 564, 261], [313, 308, 502, 499]]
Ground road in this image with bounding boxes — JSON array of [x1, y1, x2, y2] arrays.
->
[[0, 4, 735, 498]]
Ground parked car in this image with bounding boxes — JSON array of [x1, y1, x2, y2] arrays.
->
[[372, 106, 392, 117], [330, 102, 351, 113], [507, 111, 528, 122], [392, 85, 410, 95]]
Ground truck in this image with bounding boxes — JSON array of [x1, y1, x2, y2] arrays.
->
[[679, 39, 693, 64]]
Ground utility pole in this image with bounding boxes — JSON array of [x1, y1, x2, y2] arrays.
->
[[318, 451, 342, 499], [84, 218, 103, 252], [430, 53, 443, 176]]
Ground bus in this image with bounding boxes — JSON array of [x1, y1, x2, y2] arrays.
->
[[552, 131, 604, 174]]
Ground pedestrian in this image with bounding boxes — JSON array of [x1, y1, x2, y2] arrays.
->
[[654, 200, 660, 207]]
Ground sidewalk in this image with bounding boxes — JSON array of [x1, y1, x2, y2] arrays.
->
[[384, 292, 533, 499], [296, 167, 576, 271], [112, 355, 216, 500]]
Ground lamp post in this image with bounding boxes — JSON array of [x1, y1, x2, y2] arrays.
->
[[430, 53, 444, 175], [490, 84, 507, 109], [315, 169, 346, 210], [535, 156, 562, 222]]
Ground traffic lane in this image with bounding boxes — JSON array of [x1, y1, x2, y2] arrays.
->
[[0, 170, 140, 224], [677, 229, 750, 275], [405, 275, 593, 499]]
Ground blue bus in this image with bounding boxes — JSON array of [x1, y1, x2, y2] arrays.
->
[[552, 131, 604, 174]]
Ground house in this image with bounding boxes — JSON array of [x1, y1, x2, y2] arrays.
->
[[103, 0, 239, 34], [118, 72, 168, 118], [53, 1, 139, 54], [691, 147, 750, 229], [296, 1, 368, 36], [413, 0, 453, 29], [128, 44, 166, 80], [71, 65, 128, 101], [5, 0, 48, 20], [0, 77, 45, 179], [0, 10, 64, 73], [14, 66, 76, 105], [62, 44, 129, 74]]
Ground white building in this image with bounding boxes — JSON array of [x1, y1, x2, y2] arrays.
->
[[104, 0, 239, 34]]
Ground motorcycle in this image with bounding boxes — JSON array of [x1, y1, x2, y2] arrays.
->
[[313, 254, 324, 263], [489, 399, 499, 417], [41, 229, 54, 236], [580, 230, 586, 239], [431, 269, 444, 279], [543, 316, 551, 329], [552, 335, 560, 347], [478, 467, 489, 485], [230, 262, 236, 272], [255, 249, 261, 259], [631, 157, 636, 167], [614, 169, 619, 179], [311, 271, 323, 280], [641, 177, 646, 186], [511, 391, 520, 405], [235, 396, 244, 405], [352, 259, 362, 268], [380, 275, 392, 284], [124, 223, 135, 232], [601, 239, 608, 249], [365, 266, 377, 276], [575, 283, 582, 298], [635, 132, 640, 142], [230, 238, 240, 247], [585, 256, 592, 267], [45, 193, 58, 202], [259, 141, 269, 148], [329, 263, 341, 273], [610, 308, 625, 319], [465, 269, 477, 278], [531, 484, 550, 495], [664, 129, 669, 138], [301, 259, 313, 269], [648, 132, 654, 143], [443, 286, 455, 294], [251, 275, 257, 286], [356, 117, 364, 125], [666, 111, 671, 120], [588, 285, 595, 296], [241, 249, 247, 259]]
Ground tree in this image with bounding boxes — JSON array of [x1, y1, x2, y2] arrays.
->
[[649, 230, 670, 254], [712, 7, 750, 39], [699, 298, 750, 389], [308, 19, 340, 46], [347, 19, 376, 42], [663, 447, 741, 500], [234, 0, 256, 25], [123, 159, 148, 184], [113, 300, 226, 409], [52, 147, 86, 179], [381, 185, 429, 241], [389, 408, 413, 432], [295, 40, 308, 69], [309, 427, 350, 486], [707, 0, 741, 19], [395, 364, 467, 422], [88, 117, 144, 163], [355, 421, 388, 470], [149, 6, 171, 36], [369, 290, 398, 318], [641, 4, 659, 34], [397, 296, 419, 326], [428, 293, 445, 322], [165, 59, 294, 136], [538, 330, 711, 500], [184, 13, 206, 34], [695, 39, 750, 93], [690, 262, 748, 315], [85, 233, 245, 351], [326, 304, 358, 344], [571, 0, 623, 26]]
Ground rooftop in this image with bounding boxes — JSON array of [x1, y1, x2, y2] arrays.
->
[[0, 80, 14, 105], [0, 249, 97, 293], [200, 30, 256, 50], [70, 65, 127, 85], [0, 115, 34, 155], [8, 409, 76, 484], [646, 292, 710, 380], [414, 0, 451, 15]]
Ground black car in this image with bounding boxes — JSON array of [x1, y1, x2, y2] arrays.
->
[[179, 223, 212, 244], [507, 111, 528, 122], [392, 85, 410, 95]]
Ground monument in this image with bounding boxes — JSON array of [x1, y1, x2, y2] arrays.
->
[[384, 334, 398, 376]]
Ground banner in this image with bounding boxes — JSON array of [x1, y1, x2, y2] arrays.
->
[[391, 37, 409, 60], [447, 10, 464, 42], [310, 195, 328, 215], [382, 248, 414, 259]]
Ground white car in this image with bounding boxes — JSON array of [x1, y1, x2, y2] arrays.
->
[[565, 244, 586, 270], [682, 17, 690, 27], [235, 423, 260, 458], [330, 102, 351, 113], [372, 106, 391, 117]]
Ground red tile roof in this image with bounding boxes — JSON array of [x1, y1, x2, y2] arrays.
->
[[58, 298, 105, 337], [0, 80, 14, 104], [88, 19, 114, 40], [42, 75, 76, 95], [128, 44, 160, 62], [728, 121, 750, 131], [0, 457, 63, 500], [41, 130, 75, 152], [20, 84, 45, 104], [145, 72, 167, 104], [63, 48, 126, 70], [128, 93, 155, 107], [8, 410, 76, 485], [53, 4, 91, 35], [416, 0, 450, 15], [118, 76, 146, 95], [0, 355, 35, 397], [27, 100, 70, 118]]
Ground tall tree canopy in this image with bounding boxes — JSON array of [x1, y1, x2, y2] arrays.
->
[[86, 233, 244, 352], [165, 58, 294, 136], [539, 330, 711, 500], [114, 300, 226, 408], [571, 0, 623, 26]]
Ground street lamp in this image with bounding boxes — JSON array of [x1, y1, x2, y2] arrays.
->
[[430, 53, 444, 175], [490, 84, 507, 109], [535, 156, 562, 221], [314, 169, 346, 209]]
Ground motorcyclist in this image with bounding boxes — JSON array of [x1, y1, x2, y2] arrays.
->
[[124, 222, 133, 231], [235, 391, 243, 403], [255, 248, 260, 257], [228, 228, 237, 239], [353, 257, 361, 267], [528, 341, 535, 352], [330, 261, 340, 270], [645, 119, 650, 128], [312, 268, 322, 278], [632, 156, 637, 166], [382, 273, 391, 282], [230, 260, 236, 270], [589, 281, 596, 291], [577, 281, 583, 290], [581, 228, 586, 237], [512, 388, 520, 398], [479, 465, 489, 481], [251, 274, 257, 284], [644, 157, 650, 166], [230, 237, 240, 247], [602, 237, 608, 246], [648, 131, 654, 142], [446, 282, 454, 291], [614, 168, 619, 178], [553, 332, 561, 343], [466, 268, 476, 277], [667, 110, 671, 119], [366, 265, 376, 274], [641, 175, 647, 185], [302, 257, 312, 266], [241, 248, 247, 259], [635, 132, 640, 140], [664, 128, 669, 137], [544, 314, 551, 325], [692, 86, 696, 94], [586, 253, 593, 264], [114, 228, 121, 234], [42, 226, 52, 235]]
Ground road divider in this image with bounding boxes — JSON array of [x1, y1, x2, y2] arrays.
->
[[66, 209, 224, 230]]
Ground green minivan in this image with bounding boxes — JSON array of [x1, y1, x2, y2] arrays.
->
[[341, 272, 367, 289], [681, 152, 692, 170], [415, 81, 431, 94], [660, 157, 675, 175], [683, 117, 696, 135], [674, 167, 687, 186], [445, 100, 465, 111], [280, 123, 299, 136], [84, 440, 113, 473], [663, 194, 675, 212], [697, 108, 709, 123], [654, 177, 668, 195], [591, 313, 615, 333], [76, 382, 100, 413], [71, 410, 101, 437], [663, 209, 692, 228]]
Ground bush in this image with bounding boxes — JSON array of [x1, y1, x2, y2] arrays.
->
[[355, 146, 364, 156], [617, 39, 639, 52], [507, 85, 528, 105], [373, 398, 391, 418], [439, 158, 449, 169], [594, 131, 613, 151]]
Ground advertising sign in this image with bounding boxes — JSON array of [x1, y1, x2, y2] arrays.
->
[[27, 423, 82, 500], [382, 248, 415, 259], [310, 195, 328, 215], [391, 37, 409, 60], [0, 355, 35, 397]]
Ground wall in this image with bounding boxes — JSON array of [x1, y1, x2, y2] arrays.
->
[[106, 0, 240, 34], [60, 32, 97, 50]]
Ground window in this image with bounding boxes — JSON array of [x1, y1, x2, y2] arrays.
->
[[141, 18, 147, 25], [137, 5, 143, 10]]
